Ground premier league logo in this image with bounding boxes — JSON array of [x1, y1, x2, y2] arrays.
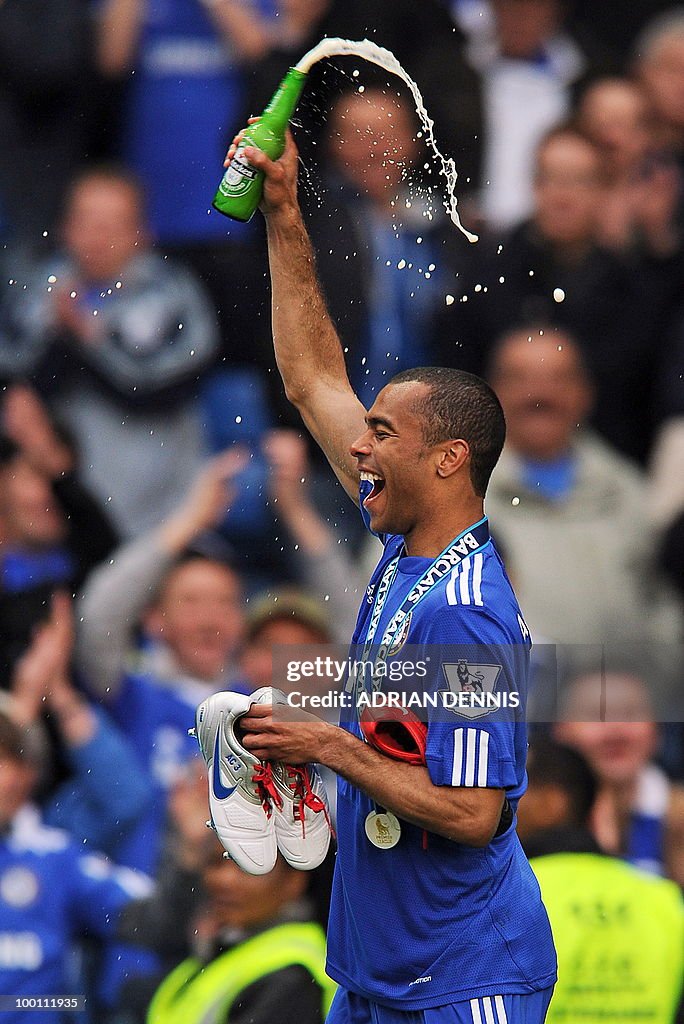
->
[[441, 660, 502, 719]]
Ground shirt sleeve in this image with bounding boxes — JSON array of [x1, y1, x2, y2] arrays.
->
[[418, 606, 526, 792], [44, 707, 151, 854], [76, 531, 176, 700], [427, 720, 518, 789], [67, 848, 154, 938]]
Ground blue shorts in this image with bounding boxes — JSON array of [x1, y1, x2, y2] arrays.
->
[[326, 988, 555, 1024]]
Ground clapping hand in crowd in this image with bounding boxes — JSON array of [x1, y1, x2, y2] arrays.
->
[[160, 447, 248, 555], [264, 429, 332, 556], [52, 283, 101, 348], [12, 592, 96, 747], [2, 384, 74, 478]]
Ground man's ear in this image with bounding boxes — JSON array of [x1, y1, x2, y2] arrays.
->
[[436, 439, 469, 478]]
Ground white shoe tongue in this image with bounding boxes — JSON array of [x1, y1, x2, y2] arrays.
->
[[250, 686, 287, 705]]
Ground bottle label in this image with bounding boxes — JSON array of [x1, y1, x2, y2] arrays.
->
[[218, 151, 259, 198]]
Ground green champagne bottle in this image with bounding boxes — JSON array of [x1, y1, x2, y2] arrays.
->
[[212, 67, 308, 222]]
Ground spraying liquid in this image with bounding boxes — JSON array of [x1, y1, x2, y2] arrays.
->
[[296, 37, 478, 243]]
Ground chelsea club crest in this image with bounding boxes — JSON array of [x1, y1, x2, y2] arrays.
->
[[386, 612, 412, 657]]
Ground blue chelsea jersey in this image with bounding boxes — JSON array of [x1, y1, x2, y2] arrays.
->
[[0, 807, 151, 1024], [123, 0, 275, 244], [325, 485, 557, 1009]]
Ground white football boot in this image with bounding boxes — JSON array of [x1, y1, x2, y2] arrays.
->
[[190, 691, 279, 875], [250, 686, 333, 870]]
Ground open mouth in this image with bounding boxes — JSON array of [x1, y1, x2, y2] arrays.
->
[[360, 470, 386, 506]]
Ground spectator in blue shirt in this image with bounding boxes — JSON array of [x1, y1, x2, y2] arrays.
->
[[0, 386, 118, 677], [9, 591, 150, 861], [0, 708, 154, 1024]]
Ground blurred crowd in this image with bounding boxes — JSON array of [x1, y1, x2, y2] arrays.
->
[[1, 0, 684, 1021]]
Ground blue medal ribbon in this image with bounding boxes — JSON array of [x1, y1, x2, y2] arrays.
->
[[349, 517, 491, 705]]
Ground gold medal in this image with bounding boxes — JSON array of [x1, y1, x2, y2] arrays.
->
[[365, 810, 401, 849]]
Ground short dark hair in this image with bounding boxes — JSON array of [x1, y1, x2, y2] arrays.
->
[[389, 367, 506, 496], [64, 161, 147, 217], [534, 122, 608, 183], [527, 738, 597, 827], [245, 588, 332, 644], [486, 323, 590, 383], [151, 538, 241, 607], [181, 532, 238, 571]]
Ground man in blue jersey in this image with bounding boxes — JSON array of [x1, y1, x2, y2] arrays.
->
[[0, 709, 154, 1024], [228, 129, 557, 1023]]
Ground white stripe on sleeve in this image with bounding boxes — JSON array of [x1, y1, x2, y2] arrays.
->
[[483, 997, 496, 1024], [470, 999, 483, 1024], [472, 553, 484, 606], [464, 728, 477, 786], [452, 729, 465, 785], [477, 731, 489, 786], [459, 557, 472, 605], [495, 995, 508, 1024], [446, 565, 459, 606]]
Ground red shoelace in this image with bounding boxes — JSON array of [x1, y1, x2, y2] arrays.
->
[[252, 762, 283, 817], [253, 762, 334, 839], [285, 766, 334, 838]]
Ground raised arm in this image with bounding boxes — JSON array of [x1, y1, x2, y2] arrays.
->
[[77, 450, 244, 698], [233, 132, 367, 502], [97, 0, 143, 77]]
